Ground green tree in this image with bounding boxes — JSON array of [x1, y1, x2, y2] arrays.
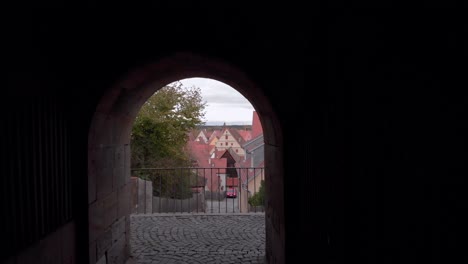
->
[[131, 82, 206, 198], [131, 81, 206, 168]]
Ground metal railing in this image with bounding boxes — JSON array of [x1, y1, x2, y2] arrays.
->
[[130, 167, 265, 214]]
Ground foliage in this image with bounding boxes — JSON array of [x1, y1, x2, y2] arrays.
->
[[131, 81, 206, 198], [134, 169, 201, 199], [131, 81, 206, 168], [248, 180, 265, 207]]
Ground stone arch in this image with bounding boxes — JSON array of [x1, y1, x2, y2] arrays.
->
[[88, 52, 284, 263]]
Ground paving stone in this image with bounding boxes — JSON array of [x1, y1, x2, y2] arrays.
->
[[130, 214, 265, 263]]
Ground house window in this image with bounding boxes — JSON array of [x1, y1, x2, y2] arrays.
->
[[235, 149, 238, 153], [225, 135, 228, 140], [231, 143, 233, 146]]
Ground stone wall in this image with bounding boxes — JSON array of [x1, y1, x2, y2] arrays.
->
[[130, 177, 153, 214], [152, 193, 205, 213]]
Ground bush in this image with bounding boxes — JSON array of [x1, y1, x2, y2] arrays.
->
[[248, 180, 265, 207], [134, 169, 199, 200]]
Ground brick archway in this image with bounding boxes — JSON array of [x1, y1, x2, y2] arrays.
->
[[88, 53, 284, 263]]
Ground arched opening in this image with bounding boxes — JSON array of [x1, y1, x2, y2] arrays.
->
[[88, 53, 284, 263], [129, 77, 266, 263]]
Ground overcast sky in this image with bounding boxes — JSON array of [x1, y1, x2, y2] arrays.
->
[[177, 78, 255, 125]]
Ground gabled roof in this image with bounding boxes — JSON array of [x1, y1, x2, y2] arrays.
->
[[221, 127, 246, 145], [214, 149, 226, 159], [217, 148, 243, 166], [205, 130, 213, 139], [210, 158, 227, 174], [186, 141, 214, 168], [207, 129, 221, 141], [251, 111, 263, 139], [195, 129, 205, 136], [207, 135, 218, 145], [226, 148, 243, 163], [237, 158, 251, 168], [243, 135, 264, 152], [194, 130, 208, 142], [237, 130, 252, 141]]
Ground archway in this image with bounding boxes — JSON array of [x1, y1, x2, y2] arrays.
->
[[88, 53, 284, 263]]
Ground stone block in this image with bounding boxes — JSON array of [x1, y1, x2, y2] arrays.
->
[[103, 191, 118, 228], [107, 235, 127, 264], [112, 216, 126, 243], [116, 115, 134, 145], [114, 145, 124, 167], [88, 113, 108, 146], [89, 200, 105, 243], [124, 144, 131, 175], [117, 183, 131, 218], [97, 166, 113, 199], [125, 215, 130, 235], [90, 115, 117, 147], [88, 148, 98, 204], [125, 228, 130, 249], [96, 254, 107, 264], [89, 168, 97, 204], [88, 241, 97, 264], [114, 165, 125, 189], [97, 145, 115, 169], [114, 145, 127, 189], [96, 228, 112, 260]]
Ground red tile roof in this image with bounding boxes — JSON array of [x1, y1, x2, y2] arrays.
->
[[226, 128, 246, 145], [208, 130, 222, 141], [237, 130, 252, 141], [186, 141, 213, 168], [214, 150, 226, 159], [237, 158, 251, 168], [251, 111, 263, 139], [211, 158, 227, 173], [226, 148, 243, 163], [205, 130, 213, 139]]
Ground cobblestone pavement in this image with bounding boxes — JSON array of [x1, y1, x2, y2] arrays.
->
[[129, 213, 265, 264]]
